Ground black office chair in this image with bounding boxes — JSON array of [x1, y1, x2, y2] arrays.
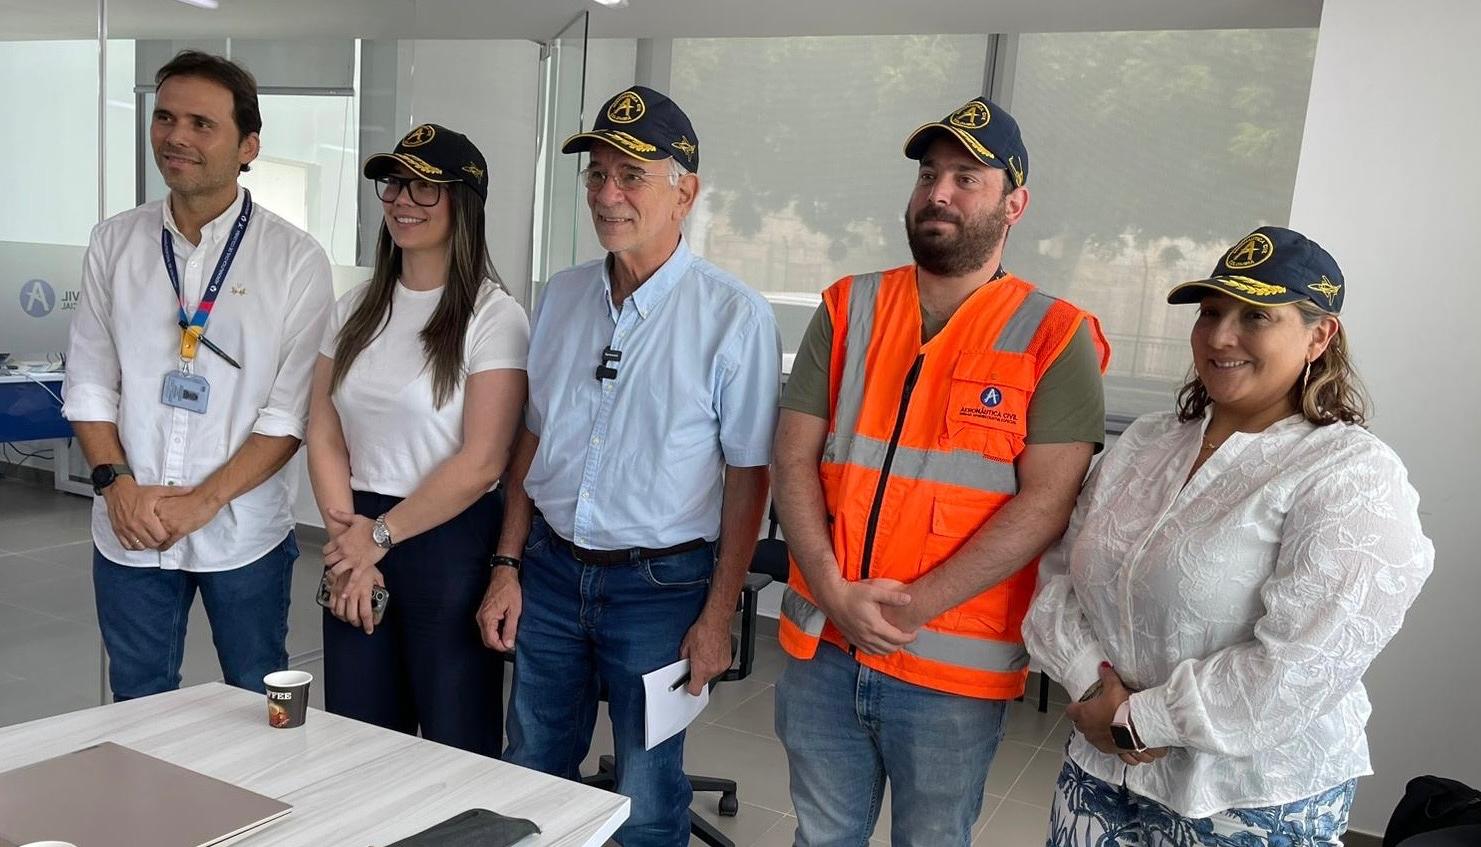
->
[[583, 509, 784, 847]]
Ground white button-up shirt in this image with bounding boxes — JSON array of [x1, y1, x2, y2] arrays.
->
[[523, 237, 781, 550], [63, 188, 333, 572], [1024, 410, 1433, 818]]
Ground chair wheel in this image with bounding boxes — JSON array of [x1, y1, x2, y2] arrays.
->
[[718, 792, 739, 816]]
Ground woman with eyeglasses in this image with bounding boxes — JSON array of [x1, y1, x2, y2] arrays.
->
[[306, 124, 528, 755], [1024, 227, 1433, 845]]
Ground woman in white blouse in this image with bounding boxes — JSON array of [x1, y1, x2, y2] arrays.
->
[[306, 125, 529, 756], [1024, 226, 1432, 846]]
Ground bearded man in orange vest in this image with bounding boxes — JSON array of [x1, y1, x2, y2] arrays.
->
[[771, 96, 1110, 846]]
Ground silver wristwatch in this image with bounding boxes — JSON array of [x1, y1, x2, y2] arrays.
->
[[372, 514, 395, 549]]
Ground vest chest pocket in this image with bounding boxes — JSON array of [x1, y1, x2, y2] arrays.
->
[[945, 352, 1035, 462]]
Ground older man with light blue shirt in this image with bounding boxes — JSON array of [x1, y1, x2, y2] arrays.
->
[[476, 86, 779, 847]]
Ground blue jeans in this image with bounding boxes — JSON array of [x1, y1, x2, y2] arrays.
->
[[775, 641, 1009, 847], [1048, 755, 1355, 846], [93, 533, 297, 700], [504, 515, 713, 847]]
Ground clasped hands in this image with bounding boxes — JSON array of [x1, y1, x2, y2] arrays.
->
[[1065, 662, 1170, 767], [103, 477, 219, 552]]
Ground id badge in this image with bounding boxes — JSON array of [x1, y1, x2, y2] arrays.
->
[[161, 370, 210, 414]]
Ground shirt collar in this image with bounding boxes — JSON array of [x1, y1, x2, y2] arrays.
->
[[162, 185, 247, 246], [600, 235, 693, 320]]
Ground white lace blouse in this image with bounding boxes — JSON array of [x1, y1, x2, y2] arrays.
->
[[1024, 410, 1433, 818]]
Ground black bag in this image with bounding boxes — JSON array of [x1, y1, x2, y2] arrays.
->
[[383, 808, 541, 847], [1384, 776, 1481, 847]]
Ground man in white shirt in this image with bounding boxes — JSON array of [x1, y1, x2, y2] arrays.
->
[[62, 50, 333, 700]]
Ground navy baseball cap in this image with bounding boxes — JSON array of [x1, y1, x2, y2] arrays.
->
[[1167, 226, 1345, 314], [561, 86, 700, 173], [904, 96, 1028, 187], [363, 123, 489, 201]]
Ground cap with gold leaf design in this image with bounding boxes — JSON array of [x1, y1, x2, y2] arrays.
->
[[904, 96, 1028, 188], [561, 86, 700, 173], [363, 123, 489, 201], [1168, 226, 1345, 314]]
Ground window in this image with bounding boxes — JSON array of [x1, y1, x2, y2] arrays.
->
[[670, 35, 990, 352], [1007, 29, 1319, 416], [666, 30, 1318, 415]]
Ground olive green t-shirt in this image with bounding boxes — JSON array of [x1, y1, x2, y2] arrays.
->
[[780, 302, 1106, 449]]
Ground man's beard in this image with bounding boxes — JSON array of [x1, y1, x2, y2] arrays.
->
[[905, 198, 1009, 277]]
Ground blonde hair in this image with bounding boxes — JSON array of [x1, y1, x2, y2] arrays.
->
[[1176, 300, 1370, 427]]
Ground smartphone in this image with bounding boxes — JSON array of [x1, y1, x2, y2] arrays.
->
[[316, 573, 389, 625]]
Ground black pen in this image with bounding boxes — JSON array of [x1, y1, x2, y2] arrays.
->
[[669, 672, 691, 692], [180, 320, 242, 369]]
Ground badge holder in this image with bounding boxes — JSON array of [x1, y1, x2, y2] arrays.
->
[[162, 326, 211, 414]]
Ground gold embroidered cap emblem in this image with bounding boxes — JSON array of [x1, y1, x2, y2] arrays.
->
[[1308, 275, 1343, 307], [1006, 155, 1024, 187], [402, 124, 436, 148], [672, 136, 697, 162], [398, 154, 443, 176], [1224, 233, 1275, 270], [948, 101, 991, 130], [1220, 276, 1288, 298], [462, 163, 485, 180], [604, 131, 657, 154], [607, 91, 646, 125]]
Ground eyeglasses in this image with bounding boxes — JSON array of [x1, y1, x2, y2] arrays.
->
[[579, 166, 673, 192], [375, 175, 444, 207]]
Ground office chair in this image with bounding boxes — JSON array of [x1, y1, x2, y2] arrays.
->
[[583, 507, 784, 847]]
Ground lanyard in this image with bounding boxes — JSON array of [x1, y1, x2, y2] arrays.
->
[[161, 189, 253, 362]]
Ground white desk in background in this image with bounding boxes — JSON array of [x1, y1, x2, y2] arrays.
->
[[0, 683, 629, 847]]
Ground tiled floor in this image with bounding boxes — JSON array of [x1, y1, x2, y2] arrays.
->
[[0, 474, 1076, 846]]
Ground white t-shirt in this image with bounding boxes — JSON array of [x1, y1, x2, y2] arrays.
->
[[320, 278, 529, 497]]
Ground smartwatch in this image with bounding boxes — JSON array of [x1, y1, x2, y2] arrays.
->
[[1110, 700, 1147, 752], [90, 463, 133, 495]]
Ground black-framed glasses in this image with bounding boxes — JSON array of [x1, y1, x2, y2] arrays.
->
[[579, 166, 672, 192], [375, 175, 444, 206]]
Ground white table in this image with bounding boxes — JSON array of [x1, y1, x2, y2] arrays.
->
[[0, 683, 629, 847]]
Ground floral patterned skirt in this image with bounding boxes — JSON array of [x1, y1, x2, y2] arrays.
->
[[1047, 755, 1355, 846]]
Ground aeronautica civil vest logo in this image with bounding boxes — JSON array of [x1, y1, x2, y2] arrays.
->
[[19, 279, 55, 317], [980, 386, 1003, 408]]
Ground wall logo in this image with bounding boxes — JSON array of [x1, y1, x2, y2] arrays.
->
[[20, 279, 55, 317], [980, 386, 1003, 408]]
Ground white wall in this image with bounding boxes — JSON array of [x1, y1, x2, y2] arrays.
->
[[406, 39, 541, 305], [1288, 0, 1481, 834]]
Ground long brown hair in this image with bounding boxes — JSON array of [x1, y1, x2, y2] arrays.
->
[[1176, 300, 1369, 427], [329, 183, 503, 408]]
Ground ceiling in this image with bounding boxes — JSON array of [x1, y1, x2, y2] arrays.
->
[[2, 0, 1322, 41]]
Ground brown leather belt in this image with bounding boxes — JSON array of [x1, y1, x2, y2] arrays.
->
[[551, 532, 710, 566]]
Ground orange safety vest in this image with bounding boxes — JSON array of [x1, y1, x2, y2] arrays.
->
[[778, 265, 1110, 699]]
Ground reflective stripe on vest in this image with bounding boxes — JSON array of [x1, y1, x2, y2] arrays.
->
[[822, 433, 1018, 495], [781, 587, 1030, 673], [781, 586, 827, 637], [832, 271, 884, 440]]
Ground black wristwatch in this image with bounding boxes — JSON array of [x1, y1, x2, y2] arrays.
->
[[90, 463, 133, 495], [490, 555, 521, 572]]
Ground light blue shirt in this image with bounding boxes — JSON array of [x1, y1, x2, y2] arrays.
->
[[524, 237, 782, 550]]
